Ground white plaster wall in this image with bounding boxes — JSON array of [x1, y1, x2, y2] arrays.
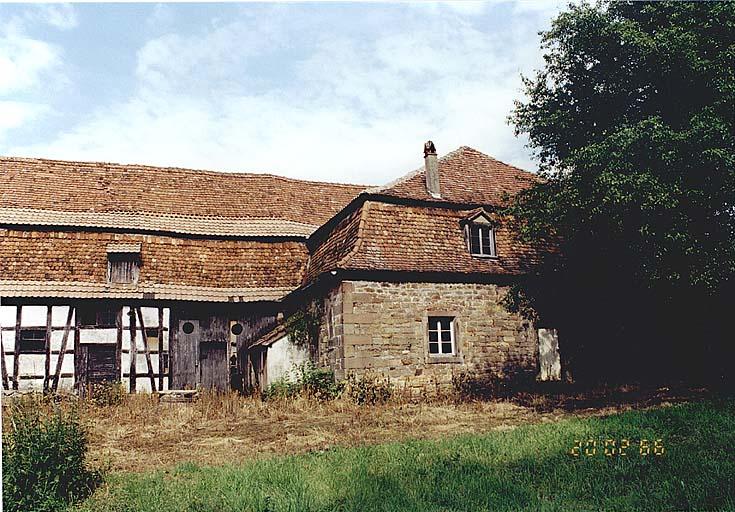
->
[[48, 353, 75, 375], [19, 354, 45, 376], [1, 305, 17, 327], [51, 306, 73, 326], [2, 330, 15, 352], [265, 335, 309, 385], [20, 305, 47, 326], [0, 304, 170, 393], [81, 328, 117, 344]]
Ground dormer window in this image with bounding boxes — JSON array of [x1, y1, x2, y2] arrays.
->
[[462, 210, 497, 257], [107, 243, 141, 284]]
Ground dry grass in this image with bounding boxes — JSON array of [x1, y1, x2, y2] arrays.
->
[[82, 392, 553, 472], [2, 384, 708, 473]]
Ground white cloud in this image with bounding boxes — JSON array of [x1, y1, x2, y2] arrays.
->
[[0, 5, 72, 141], [0, 101, 49, 142], [30, 4, 78, 31], [0, 25, 61, 95], [10, 2, 563, 183]]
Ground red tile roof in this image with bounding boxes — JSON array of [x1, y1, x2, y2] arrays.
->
[[0, 229, 308, 302], [305, 201, 539, 280], [0, 157, 365, 236], [370, 146, 540, 206], [0, 146, 542, 299]]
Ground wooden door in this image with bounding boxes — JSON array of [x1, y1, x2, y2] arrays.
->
[[86, 344, 118, 384], [199, 341, 228, 392], [171, 320, 199, 389]]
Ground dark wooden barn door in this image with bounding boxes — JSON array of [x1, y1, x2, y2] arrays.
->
[[171, 320, 199, 389], [86, 345, 118, 384], [199, 342, 228, 392]]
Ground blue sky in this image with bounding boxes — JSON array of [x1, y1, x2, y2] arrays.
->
[[0, 2, 563, 185]]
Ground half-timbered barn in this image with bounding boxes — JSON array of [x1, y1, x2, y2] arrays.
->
[[0, 143, 560, 394]]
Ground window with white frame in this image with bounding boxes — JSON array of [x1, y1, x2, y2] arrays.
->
[[466, 223, 496, 257], [428, 316, 455, 355]]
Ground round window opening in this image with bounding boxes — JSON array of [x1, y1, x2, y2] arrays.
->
[[231, 323, 243, 336], [182, 321, 195, 334]]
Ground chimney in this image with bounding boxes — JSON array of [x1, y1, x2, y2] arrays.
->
[[423, 140, 440, 198]]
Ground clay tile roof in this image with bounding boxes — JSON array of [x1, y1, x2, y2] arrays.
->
[[0, 157, 365, 237], [305, 201, 540, 280], [369, 146, 540, 206], [0, 229, 308, 302]]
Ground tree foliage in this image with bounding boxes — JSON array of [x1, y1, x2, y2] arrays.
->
[[507, 1, 735, 382]]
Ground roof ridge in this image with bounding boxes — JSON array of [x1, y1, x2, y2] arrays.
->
[[0, 155, 367, 189], [367, 146, 469, 195]]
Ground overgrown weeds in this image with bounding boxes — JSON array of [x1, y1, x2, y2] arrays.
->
[[2, 394, 103, 512], [343, 373, 393, 405], [262, 362, 344, 401], [89, 382, 127, 407]]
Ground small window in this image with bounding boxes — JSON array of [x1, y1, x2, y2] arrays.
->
[[428, 316, 455, 355], [19, 329, 47, 353], [108, 253, 140, 284], [467, 223, 496, 257]]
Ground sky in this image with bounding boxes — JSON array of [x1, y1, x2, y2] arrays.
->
[[0, 1, 564, 185]]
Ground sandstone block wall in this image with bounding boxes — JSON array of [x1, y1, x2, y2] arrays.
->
[[317, 280, 538, 389]]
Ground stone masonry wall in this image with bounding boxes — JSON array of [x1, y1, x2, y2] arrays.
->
[[316, 285, 346, 380], [332, 280, 538, 390]]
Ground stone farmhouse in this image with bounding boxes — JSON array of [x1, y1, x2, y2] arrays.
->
[[0, 142, 560, 394]]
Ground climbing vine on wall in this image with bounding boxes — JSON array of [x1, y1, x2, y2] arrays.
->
[[284, 300, 324, 349]]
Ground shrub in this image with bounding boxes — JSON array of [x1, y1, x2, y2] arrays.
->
[[451, 371, 499, 401], [344, 373, 393, 405], [262, 362, 344, 401], [261, 378, 300, 401], [89, 381, 126, 407], [2, 394, 102, 512]]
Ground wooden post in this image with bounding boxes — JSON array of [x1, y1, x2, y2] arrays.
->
[[52, 306, 74, 392], [129, 308, 137, 392], [13, 305, 21, 390], [158, 308, 164, 391], [43, 306, 52, 392], [0, 327, 9, 390], [115, 308, 123, 382], [135, 307, 156, 392], [73, 307, 82, 395]]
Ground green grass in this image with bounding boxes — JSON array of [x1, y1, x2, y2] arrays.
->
[[74, 399, 735, 512]]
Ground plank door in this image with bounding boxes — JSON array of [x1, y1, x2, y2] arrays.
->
[[86, 344, 119, 384], [199, 341, 228, 392], [171, 320, 199, 389]]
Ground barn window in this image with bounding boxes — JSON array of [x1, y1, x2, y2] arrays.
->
[[107, 253, 140, 284], [18, 329, 46, 353], [428, 316, 455, 356], [106, 243, 141, 284]]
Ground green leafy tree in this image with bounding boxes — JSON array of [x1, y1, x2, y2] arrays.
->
[[507, 1, 735, 383]]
